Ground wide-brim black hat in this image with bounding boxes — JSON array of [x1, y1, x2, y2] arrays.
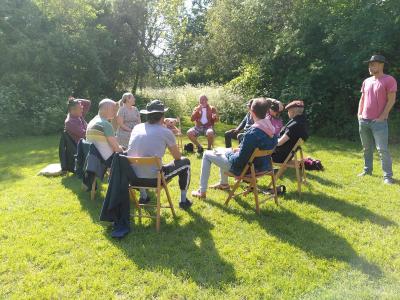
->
[[140, 99, 169, 114], [364, 54, 387, 64]]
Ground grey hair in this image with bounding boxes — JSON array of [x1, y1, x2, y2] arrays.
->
[[293, 107, 304, 115], [98, 98, 116, 116]]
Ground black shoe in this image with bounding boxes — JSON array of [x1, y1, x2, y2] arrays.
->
[[197, 146, 204, 154], [139, 196, 151, 204], [179, 199, 192, 209]]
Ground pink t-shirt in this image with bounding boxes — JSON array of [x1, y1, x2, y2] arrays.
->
[[360, 74, 397, 120]]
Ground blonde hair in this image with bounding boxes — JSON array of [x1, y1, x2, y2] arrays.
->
[[121, 92, 134, 104]]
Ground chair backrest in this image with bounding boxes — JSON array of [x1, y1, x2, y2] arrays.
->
[[281, 138, 305, 165], [126, 156, 162, 169], [248, 148, 274, 162], [236, 148, 274, 177]]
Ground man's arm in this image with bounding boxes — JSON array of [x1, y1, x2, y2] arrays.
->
[[106, 136, 123, 152], [377, 92, 396, 121], [79, 99, 91, 116], [357, 94, 364, 120], [168, 144, 182, 160], [211, 107, 219, 122], [191, 105, 202, 121], [235, 114, 248, 132], [277, 134, 290, 146]]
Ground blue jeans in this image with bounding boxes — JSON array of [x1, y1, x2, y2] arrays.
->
[[359, 119, 393, 179], [199, 150, 232, 193]]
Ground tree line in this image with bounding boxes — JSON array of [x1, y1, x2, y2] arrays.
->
[[1, 0, 400, 140]]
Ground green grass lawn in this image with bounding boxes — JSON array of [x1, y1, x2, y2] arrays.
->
[[1, 124, 400, 299]]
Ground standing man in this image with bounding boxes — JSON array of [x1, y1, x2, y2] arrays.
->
[[187, 95, 218, 153], [358, 54, 397, 184]]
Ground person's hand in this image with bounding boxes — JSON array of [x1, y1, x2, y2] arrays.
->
[[212, 113, 217, 119], [357, 114, 362, 120], [375, 116, 386, 122]]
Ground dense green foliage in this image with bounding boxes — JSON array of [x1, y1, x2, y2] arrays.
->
[[0, 0, 163, 136], [163, 0, 400, 140], [1, 134, 400, 298], [1, 0, 399, 139]]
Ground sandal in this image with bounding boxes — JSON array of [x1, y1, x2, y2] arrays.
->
[[210, 183, 230, 190], [191, 190, 206, 199]]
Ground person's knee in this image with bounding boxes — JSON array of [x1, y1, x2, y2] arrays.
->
[[180, 157, 191, 166], [203, 150, 213, 159], [187, 129, 195, 138], [206, 130, 215, 137]]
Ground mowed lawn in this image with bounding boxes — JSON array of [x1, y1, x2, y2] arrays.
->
[[1, 124, 400, 299]]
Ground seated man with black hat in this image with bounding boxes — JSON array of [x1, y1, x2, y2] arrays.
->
[[127, 100, 192, 209], [272, 100, 309, 163]]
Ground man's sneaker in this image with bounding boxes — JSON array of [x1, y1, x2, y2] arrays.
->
[[139, 196, 151, 204], [384, 178, 394, 185], [357, 171, 372, 177], [179, 199, 192, 209], [197, 146, 204, 154]]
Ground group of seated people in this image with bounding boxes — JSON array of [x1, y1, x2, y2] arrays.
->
[[63, 93, 308, 236]]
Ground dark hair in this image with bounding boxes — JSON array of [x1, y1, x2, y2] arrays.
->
[[67, 99, 79, 112], [251, 97, 271, 119], [147, 112, 164, 124]]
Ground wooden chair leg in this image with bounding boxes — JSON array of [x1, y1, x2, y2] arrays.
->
[[225, 178, 242, 206], [156, 186, 161, 232], [299, 148, 307, 184], [250, 166, 260, 214], [271, 173, 279, 205], [163, 182, 176, 218], [268, 165, 286, 189], [295, 159, 301, 195]]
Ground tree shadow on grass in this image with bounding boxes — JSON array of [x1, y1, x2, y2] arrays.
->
[[305, 173, 343, 188], [284, 191, 397, 227], [61, 176, 236, 288], [204, 198, 383, 279], [305, 137, 361, 154], [0, 169, 23, 185]]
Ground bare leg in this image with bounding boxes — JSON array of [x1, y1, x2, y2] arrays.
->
[[187, 132, 201, 148], [206, 132, 214, 150]]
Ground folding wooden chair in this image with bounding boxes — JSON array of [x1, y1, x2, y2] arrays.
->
[[126, 156, 176, 232], [271, 138, 306, 195], [225, 148, 278, 214]]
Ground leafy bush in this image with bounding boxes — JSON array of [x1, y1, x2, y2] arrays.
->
[[139, 85, 247, 125], [0, 83, 67, 137]]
